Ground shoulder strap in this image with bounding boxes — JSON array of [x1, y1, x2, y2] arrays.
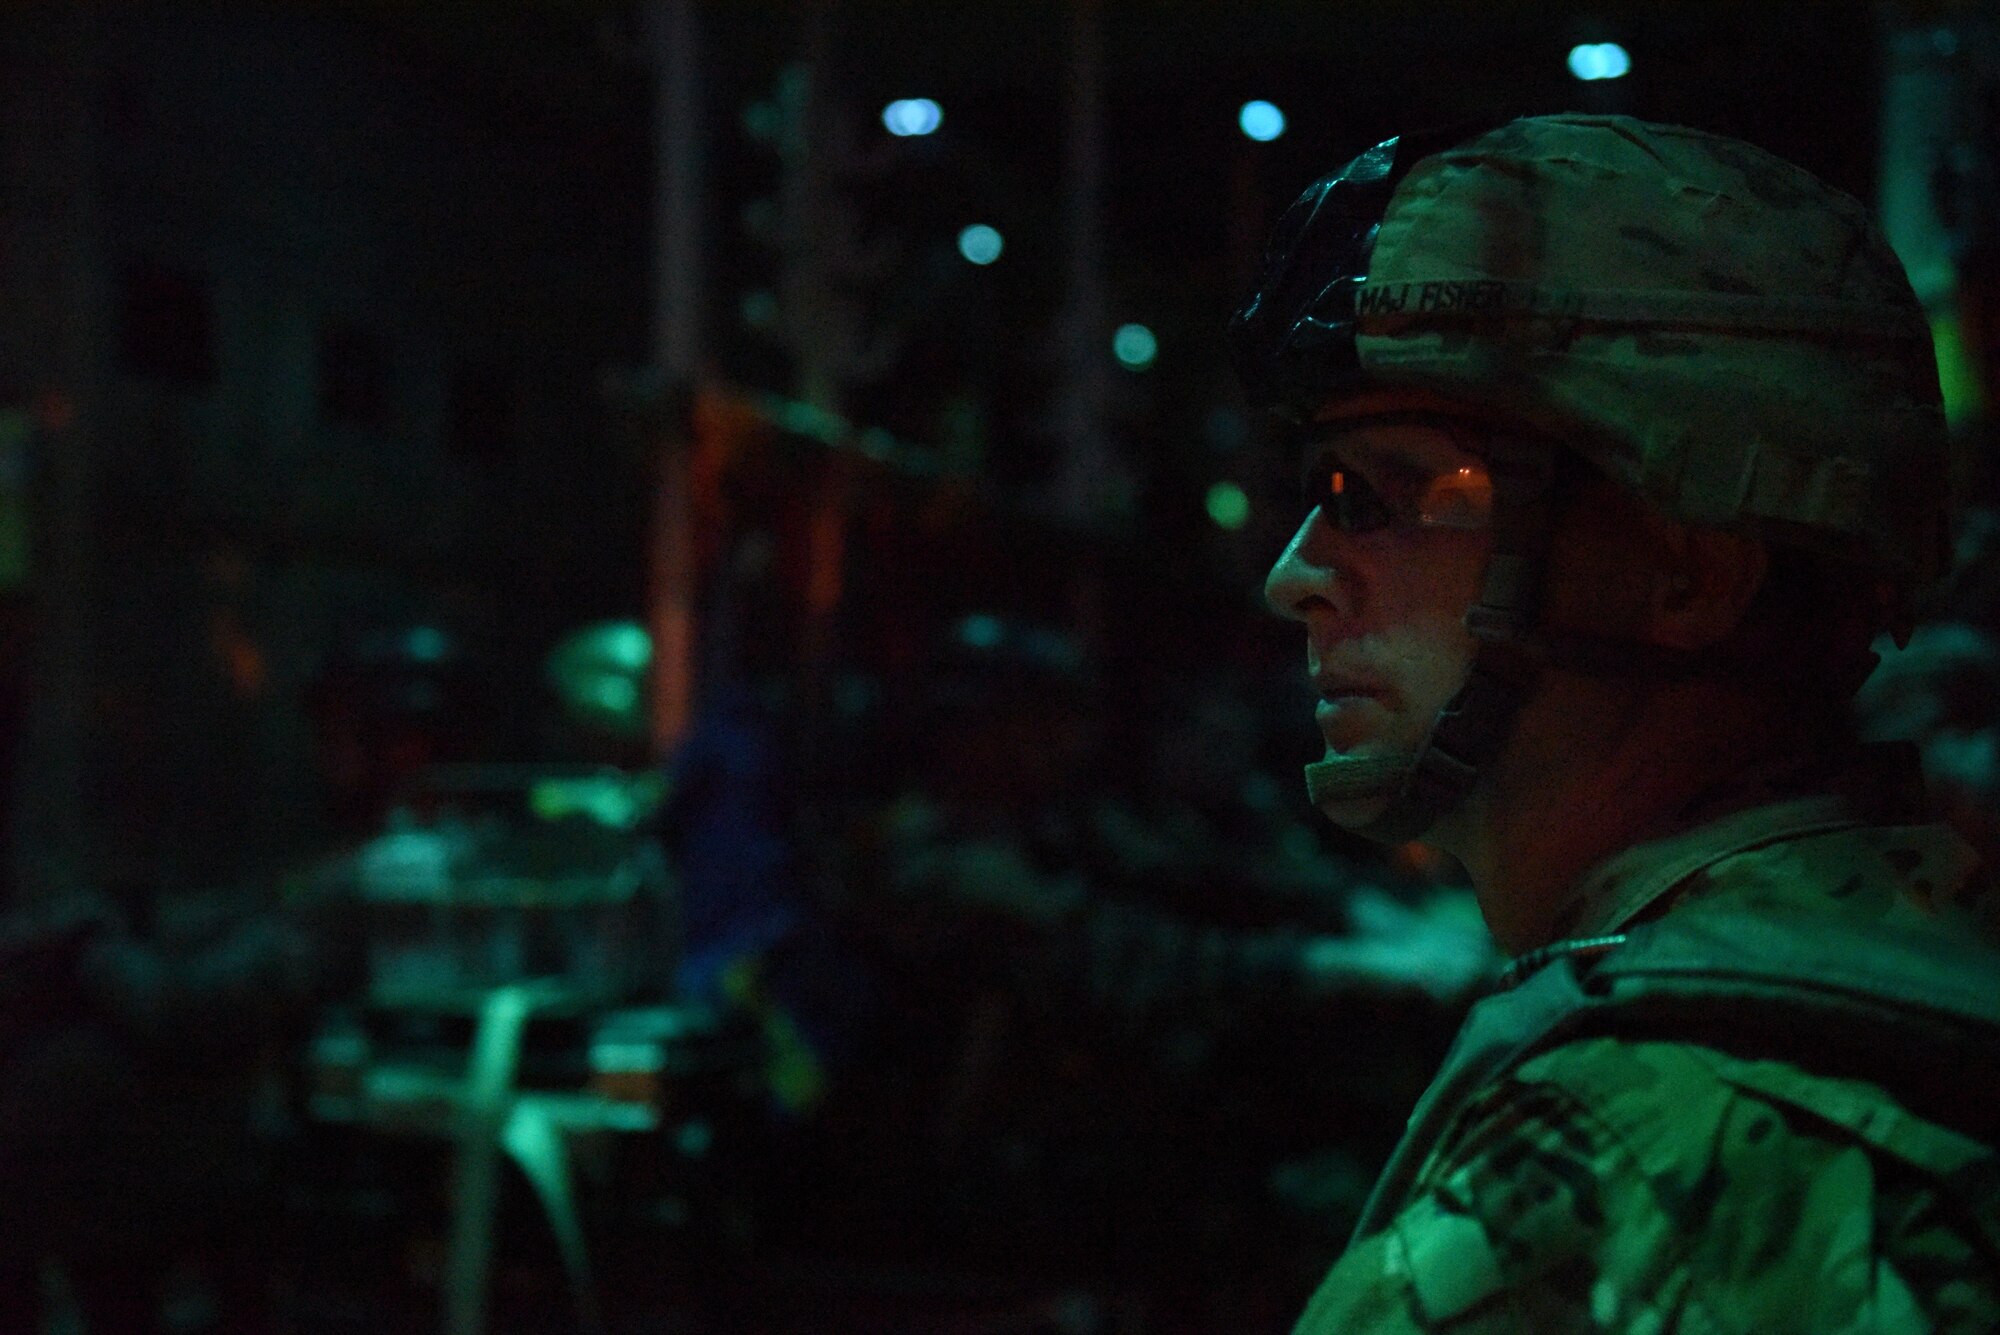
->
[[1554, 793, 1859, 944], [1586, 909, 2000, 1144], [1349, 907, 2000, 1245], [1347, 951, 1596, 1243]]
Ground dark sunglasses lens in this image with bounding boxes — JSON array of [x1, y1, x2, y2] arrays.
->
[[1305, 462, 1393, 533]]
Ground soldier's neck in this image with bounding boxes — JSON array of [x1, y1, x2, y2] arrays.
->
[[1438, 673, 1822, 957]]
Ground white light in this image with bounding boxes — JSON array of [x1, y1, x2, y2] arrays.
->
[[1238, 100, 1287, 142], [1567, 42, 1631, 81], [882, 98, 943, 137], [1113, 323, 1158, 370], [957, 224, 1004, 265]]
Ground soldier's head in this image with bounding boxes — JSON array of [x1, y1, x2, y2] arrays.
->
[[1234, 116, 1949, 915]]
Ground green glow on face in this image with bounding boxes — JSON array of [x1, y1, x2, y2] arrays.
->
[[602, 623, 651, 673], [1206, 480, 1250, 530], [1931, 310, 1985, 426], [547, 620, 653, 739], [593, 677, 639, 713]]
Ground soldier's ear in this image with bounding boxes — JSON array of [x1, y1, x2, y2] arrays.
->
[[1641, 519, 1769, 651]]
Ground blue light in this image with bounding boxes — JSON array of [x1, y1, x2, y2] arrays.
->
[[1238, 100, 1287, 142], [1113, 323, 1158, 370], [882, 98, 943, 137], [1567, 43, 1631, 81], [957, 224, 1004, 265]]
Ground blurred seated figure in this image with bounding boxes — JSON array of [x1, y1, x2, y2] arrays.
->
[[292, 620, 676, 1014], [280, 620, 685, 1326], [0, 884, 335, 1335], [547, 612, 861, 1116]]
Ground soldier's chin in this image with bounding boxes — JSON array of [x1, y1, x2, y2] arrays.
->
[[1305, 751, 1408, 824], [1314, 790, 1393, 828]]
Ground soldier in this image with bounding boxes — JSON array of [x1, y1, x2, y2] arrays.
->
[[1232, 115, 2000, 1331]]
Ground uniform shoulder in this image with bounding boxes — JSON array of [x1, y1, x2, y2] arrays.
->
[[1502, 1032, 1987, 1192], [1679, 818, 1991, 937], [1494, 1036, 1743, 1186], [1296, 1031, 1999, 1333]]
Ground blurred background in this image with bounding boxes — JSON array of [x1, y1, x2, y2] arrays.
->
[[0, 3, 1997, 1332]]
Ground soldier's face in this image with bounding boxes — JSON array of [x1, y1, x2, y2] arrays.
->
[[1264, 389, 1494, 832]]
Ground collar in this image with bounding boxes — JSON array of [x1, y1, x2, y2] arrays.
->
[[1548, 741, 1931, 943], [1555, 793, 1865, 942]]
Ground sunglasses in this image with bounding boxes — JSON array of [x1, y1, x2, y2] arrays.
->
[[1300, 418, 1496, 533]]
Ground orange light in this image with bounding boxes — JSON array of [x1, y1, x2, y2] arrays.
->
[[1332, 471, 1346, 495]]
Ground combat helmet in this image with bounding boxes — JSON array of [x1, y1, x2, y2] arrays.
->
[[1230, 114, 1951, 843]]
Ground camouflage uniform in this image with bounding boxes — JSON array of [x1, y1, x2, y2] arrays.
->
[[1293, 750, 2000, 1333], [1225, 115, 2000, 1331]]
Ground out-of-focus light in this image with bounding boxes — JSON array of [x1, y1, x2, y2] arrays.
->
[[1206, 481, 1251, 531], [1113, 323, 1158, 370], [1206, 406, 1248, 454], [676, 1120, 714, 1156], [741, 290, 779, 330], [1567, 43, 1631, 81], [957, 224, 1004, 265], [1239, 100, 1287, 142], [883, 98, 943, 137], [958, 613, 1004, 649], [592, 677, 639, 714], [603, 622, 652, 672], [1932, 311, 1986, 425], [406, 626, 451, 663], [743, 101, 782, 143]]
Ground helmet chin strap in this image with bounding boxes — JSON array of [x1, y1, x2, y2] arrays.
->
[[1305, 753, 1405, 805], [1301, 436, 1557, 844]]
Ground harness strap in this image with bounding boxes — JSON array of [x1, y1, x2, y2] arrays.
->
[[1558, 793, 1860, 941], [1350, 904, 2000, 1245]]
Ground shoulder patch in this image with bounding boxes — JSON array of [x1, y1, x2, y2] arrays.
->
[[1393, 1192, 1507, 1323], [1510, 1037, 1740, 1185]]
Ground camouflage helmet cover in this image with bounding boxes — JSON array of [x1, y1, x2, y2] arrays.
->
[[1236, 114, 1951, 611]]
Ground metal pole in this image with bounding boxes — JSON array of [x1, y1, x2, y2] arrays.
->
[[1054, 0, 1111, 524], [644, 0, 705, 757], [650, 0, 705, 381], [3, 9, 104, 906]]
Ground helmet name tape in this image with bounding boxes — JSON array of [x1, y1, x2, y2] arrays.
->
[[1354, 279, 1932, 340]]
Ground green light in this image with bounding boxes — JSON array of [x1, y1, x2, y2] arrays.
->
[[603, 622, 652, 672], [1932, 309, 1985, 426], [1206, 480, 1250, 530], [1112, 323, 1158, 370]]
